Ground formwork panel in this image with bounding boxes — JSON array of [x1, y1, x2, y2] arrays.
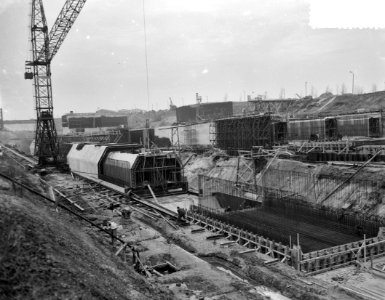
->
[[197, 176, 384, 253], [214, 115, 275, 151]]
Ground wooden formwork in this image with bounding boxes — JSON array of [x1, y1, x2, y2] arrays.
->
[[300, 236, 385, 275], [188, 211, 293, 264], [189, 209, 385, 275]]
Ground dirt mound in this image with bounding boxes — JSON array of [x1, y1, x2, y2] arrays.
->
[[292, 91, 385, 116]]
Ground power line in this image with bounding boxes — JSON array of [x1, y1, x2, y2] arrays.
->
[[142, 0, 150, 110]]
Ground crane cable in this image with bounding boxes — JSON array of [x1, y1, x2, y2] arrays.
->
[[142, 0, 150, 110]]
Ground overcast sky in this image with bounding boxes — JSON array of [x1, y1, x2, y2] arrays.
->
[[0, 0, 385, 119]]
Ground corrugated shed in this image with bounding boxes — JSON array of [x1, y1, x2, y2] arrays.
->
[[101, 152, 138, 187], [67, 144, 107, 177], [106, 151, 138, 166]]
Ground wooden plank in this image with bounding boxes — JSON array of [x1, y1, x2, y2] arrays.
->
[[147, 185, 159, 204], [239, 249, 256, 254], [152, 269, 163, 277], [220, 241, 237, 247], [191, 228, 205, 234], [130, 206, 156, 220], [159, 213, 178, 230], [206, 234, 225, 240], [115, 242, 129, 256], [264, 258, 279, 265], [165, 260, 178, 271]]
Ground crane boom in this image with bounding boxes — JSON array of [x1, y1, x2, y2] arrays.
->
[[26, 0, 87, 165], [46, 0, 87, 61]]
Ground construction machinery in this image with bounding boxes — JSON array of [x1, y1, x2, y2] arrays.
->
[[24, 0, 87, 165]]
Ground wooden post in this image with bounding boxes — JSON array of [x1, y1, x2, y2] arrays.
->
[[147, 184, 159, 204], [297, 233, 301, 271], [49, 186, 58, 212], [363, 234, 366, 264]]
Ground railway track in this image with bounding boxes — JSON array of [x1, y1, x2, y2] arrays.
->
[[0, 145, 187, 278], [0, 144, 182, 229], [1, 144, 38, 167]]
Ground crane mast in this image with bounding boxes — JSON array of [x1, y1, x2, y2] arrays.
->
[[25, 0, 87, 165]]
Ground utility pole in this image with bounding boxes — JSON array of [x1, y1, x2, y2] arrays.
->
[[349, 71, 355, 94], [0, 108, 3, 131], [305, 81, 308, 96]]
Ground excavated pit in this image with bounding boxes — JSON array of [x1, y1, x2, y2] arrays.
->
[[196, 191, 382, 253]]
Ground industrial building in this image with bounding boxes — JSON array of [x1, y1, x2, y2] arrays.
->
[[61, 111, 129, 134]]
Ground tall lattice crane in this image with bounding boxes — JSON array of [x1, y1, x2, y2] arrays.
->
[[25, 0, 87, 165]]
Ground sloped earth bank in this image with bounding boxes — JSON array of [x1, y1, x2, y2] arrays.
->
[[181, 151, 254, 193], [0, 160, 171, 299], [263, 159, 385, 217], [183, 151, 385, 217]]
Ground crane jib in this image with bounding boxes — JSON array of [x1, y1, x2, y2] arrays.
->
[[26, 0, 88, 165]]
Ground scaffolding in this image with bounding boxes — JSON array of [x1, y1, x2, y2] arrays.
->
[[209, 122, 216, 146], [132, 152, 187, 194]]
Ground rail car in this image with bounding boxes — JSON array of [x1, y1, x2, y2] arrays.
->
[[67, 143, 188, 196], [287, 112, 383, 141]]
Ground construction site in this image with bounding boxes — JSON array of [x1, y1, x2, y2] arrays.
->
[[1, 1, 385, 300]]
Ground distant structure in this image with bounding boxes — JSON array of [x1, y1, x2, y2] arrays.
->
[[176, 93, 233, 123], [0, 108, 3, 130], [247, 95, 297, 116], [213, 114, 287, 152], [61, 111, 129, 135], [169, 97, 177, 111]]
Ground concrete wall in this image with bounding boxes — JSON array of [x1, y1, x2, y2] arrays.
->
[[155, 122, 211, 147]]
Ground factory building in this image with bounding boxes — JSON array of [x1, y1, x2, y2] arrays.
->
[[61, 111, 129, 134]]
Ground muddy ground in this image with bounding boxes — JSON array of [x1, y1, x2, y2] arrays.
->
[[0, 153, 368, 300]]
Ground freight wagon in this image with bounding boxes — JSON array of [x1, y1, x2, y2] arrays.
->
[[287, 112, 382, 141], [67, 143, 187, 195]]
